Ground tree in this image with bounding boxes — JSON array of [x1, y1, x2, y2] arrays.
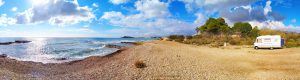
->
[[249, 26, 260, 38], [232, 22, 252, 36], [196, 17, 230, 34], [220, 25, 231, 34]]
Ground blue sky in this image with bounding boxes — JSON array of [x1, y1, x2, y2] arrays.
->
[[0, 0, 299, 37]]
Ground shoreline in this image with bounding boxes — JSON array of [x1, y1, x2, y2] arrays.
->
[[0, 41, 139, 64], [1, 40, 300, 79], [0, 47, 127, 64], [0, 43, 132, 79]]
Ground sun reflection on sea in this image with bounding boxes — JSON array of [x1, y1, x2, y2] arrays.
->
[[23, 38, 55, 62]]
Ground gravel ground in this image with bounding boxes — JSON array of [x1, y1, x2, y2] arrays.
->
[[0, 40, 300, 80]]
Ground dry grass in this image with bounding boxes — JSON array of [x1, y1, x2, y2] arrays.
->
[[134, 42, 144, 45], [234, 47, 241, 49]]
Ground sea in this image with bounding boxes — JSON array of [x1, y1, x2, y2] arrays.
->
[[0, 37, 156, 63]]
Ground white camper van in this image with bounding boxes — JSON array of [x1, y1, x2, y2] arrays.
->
[[254, 35, 284, 49]]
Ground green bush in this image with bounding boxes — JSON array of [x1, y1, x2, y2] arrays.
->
[[286, 39, 299, 48], [229, 39, 240, 45], [185, 36, 193, 40]]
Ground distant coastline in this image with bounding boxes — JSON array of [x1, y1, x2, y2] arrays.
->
[[121, 36, 135, 38]]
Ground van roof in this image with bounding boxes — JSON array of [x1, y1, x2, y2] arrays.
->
[[257, 35, 281, 38]]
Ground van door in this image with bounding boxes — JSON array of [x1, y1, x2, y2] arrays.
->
[[281, 38, 284, 48], [255, 38, 263, 48]]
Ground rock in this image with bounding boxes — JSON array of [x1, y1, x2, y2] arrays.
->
[[0, 40, 31, 45], [0, 54, 7, 58], [0, 42, 14, 45], [121, 36, 134, 38], [105, 44, 123, 49], [56, 58, 67, 60], [14, 40, 31, 43], [120, 42, 135, 44], [121, 42, 140, 45]]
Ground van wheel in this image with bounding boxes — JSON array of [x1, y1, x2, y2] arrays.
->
[[254, 46, 258, 50], [270, 47, 273, 50]]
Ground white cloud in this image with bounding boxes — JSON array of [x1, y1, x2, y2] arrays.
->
[[0, 14, 17, 26], [249, 20, 300, 33], [16, 0, 95, 25], [291, 19, 297, 23], [101, 0, 171, 28], [110, 0, 130, 5], [0, 0, 4, 7], [101, 0, 298, 36], [0, 28, 101, 37], [220, 0, 284, 24], [92, 3, 99, 7], [102, 0, 197, 36], [194, 13, 206, 24], [101, 11, 124, 20], [180, 0, 257, 12], [249, 21, 284, 29], [11, 7, 18, 12], [107, 19, 197, 37], [264, 0, 272, 16], [179, 0, 300, 34], [67, 28, 95, 33], [135, 0, 170, 18]]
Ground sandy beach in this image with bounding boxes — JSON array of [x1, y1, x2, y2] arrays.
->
[[1, 40, 300, 80]]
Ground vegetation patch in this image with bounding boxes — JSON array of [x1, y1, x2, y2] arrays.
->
[[134, 60, 146, 68], [167, 17, 300, 48]]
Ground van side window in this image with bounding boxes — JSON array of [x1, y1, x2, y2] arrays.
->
[[257, 39, 262, 43], [264, 38, 271, 42]]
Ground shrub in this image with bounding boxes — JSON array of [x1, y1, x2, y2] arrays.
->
[[134, 60, 146, 68], [209, 42, 224, 48], [228, 37, 241, 45], [286, 39, 299, 48], [168, 35, 185, 42], [184, 38, 212, 45], [240, 38, 254, 45], [185, 36, 193, 40]]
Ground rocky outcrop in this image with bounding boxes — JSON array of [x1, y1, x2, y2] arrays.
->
[[120, 42, 135, 44], [105, 44, 124, 49], [120, 42, 140, 45], [56, 58, 67, 60], [0, 40, 31, 45], [0, 54, 7, 58], [0, 42, 14, 45], [121, 36, 134, 38], [14, 40, 31, 43]]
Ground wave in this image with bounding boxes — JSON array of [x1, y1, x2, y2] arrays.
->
[[0, 38, 156, 63]]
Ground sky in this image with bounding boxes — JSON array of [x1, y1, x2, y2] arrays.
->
[[0, 0, 299, 37]]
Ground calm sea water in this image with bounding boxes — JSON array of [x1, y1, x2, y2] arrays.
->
[[0, 38, 156, 63]]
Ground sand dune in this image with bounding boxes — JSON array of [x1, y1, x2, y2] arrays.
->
[[1, 40, 300, 80]]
